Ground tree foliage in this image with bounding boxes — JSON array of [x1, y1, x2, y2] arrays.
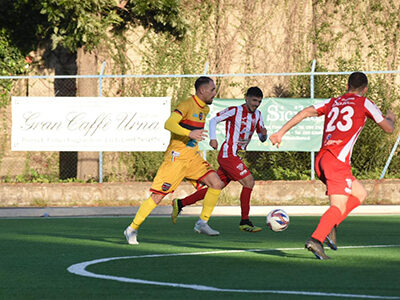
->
[[0, 29, 27, 105], [0, 0, 186, 52], [0, 0, 187, 104]]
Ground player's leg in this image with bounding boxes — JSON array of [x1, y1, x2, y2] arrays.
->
[[178, 169, 228, 211], [194, 171, 224, 235], [171, 188, 208, 224], [324, 170, 367, 251], [306, 151, 345, 259], [312, 178, 367, 255], [218, 153, 261, 232], [125, 193, 164, 244], [130, 193, 164, 229], [172, 169, 228, 224], [312, 194, 347, 242], [337, 179, 367, 225], [238, 174, 261, 232], [183, 154, 223, 235], [125, 156, 184, 244]]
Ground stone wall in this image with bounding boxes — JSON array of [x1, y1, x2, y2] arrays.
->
[[1, 179, 399, 207]]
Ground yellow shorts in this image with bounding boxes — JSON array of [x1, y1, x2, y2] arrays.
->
[[150, 150, 214, 195]]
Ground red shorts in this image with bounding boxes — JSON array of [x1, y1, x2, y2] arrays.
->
[[315, 150, 355, 196], [217, 151, 251, 184]]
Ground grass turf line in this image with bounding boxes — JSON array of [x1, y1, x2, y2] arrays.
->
[[0, 216, 399, 299]]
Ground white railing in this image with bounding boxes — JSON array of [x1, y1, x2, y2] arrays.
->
[[2, 60, 399, 182]]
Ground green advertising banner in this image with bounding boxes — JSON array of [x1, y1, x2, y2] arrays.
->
[[199, 98, 327, 152]]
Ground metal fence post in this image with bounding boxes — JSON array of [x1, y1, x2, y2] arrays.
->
[[98, 61, 106, 183], [203, 62, 209, 160], [380, 132, 400, 179], [310, 59, 316, 180]]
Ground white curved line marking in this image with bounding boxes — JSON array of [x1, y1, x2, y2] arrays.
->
[[67, 245, 400, 299]]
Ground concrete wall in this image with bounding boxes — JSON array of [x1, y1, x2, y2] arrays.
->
[[1, 179, 399, 207]]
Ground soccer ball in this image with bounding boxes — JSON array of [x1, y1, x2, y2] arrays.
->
[[266, 209, 290, 232]]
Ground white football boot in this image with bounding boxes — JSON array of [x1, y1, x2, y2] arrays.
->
[[124, 226, 139, 245], [194, 221, 220, 236]]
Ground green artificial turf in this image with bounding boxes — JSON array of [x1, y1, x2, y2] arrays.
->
[[0, 216, 399, 299]]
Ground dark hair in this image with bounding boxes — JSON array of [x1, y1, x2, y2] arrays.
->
[[195, 76, 213, 91], [245, 86, 263, 98], [348, 72, 368, 90]]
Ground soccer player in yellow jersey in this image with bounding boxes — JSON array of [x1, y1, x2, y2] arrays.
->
[[124, 76, 224, 244]]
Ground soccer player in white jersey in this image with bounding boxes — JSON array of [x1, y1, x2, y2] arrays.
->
[[172, 87, 268, 232], [270, 72, 395, 259]]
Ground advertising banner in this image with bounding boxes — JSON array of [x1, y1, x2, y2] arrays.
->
[[199, 98, 326, 151], [12, 97, 171, 151]]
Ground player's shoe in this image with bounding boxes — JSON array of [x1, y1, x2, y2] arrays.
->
[[324, 226, 337, 250], [171, 198, 182, 224], [305, 238, 331, 260], [239, 219, 262, 233], [194, 221, 220, 236], [124, 226, 139, 245]]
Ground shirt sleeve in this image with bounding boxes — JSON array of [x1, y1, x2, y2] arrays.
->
[[313, 98, 332, 116], [255, 111, 265, 133], [174, 100, 189, 119], [364, 98, 385, 123], [256, 111, 267, 142], [209, 107, 236, 140], [164, 111, 190, 136]]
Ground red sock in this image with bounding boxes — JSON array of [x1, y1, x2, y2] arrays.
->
[[240, 187, 252, 220], [337, 195, 361, 225], [311, 206, 342, 244], [181, 188, 208, 207]]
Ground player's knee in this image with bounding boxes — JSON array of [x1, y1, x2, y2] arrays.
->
[[247, 178, 255, 189], [151, 193, 164, 205], [210, 178, 225, 190], [216, 180, 225, 190], [241, 174, 255, 189], [352, 180, 368, 203], [358, 189, 368, 203]]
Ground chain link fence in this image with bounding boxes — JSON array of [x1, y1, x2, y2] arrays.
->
[[1, 69, 399, 183]]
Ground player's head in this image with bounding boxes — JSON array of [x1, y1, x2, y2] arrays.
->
[[195, 76, 216, 104], [245, 86, 263, 113], [347, 72, 368, 95], [246, 86, 263, 98]]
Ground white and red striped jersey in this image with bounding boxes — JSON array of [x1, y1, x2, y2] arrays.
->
[[314, 93, 384, 165], [209, 104, 266, 157]]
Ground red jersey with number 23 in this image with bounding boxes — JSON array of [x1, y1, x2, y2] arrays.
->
[[313, 93, 384, 165]]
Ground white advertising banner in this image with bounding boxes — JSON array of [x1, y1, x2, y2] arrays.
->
[[12, 97, 171, 151]]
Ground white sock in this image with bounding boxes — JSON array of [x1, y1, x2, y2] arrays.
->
[[196, 218, 207, 225]]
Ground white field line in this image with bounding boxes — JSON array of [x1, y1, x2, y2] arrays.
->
[[67, 244, 400, 299]]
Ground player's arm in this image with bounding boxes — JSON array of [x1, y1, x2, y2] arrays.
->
[[377, 110, 396, 133], [209, 116, 219, 149], [164, 112, 207, 141], [269, 106, 318, 148], [258, 127, 268, 142], [209, 107, 235, 149], [256, 114, 268, 142]]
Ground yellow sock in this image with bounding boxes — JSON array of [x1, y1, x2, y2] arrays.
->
[[130, 196, 157, 230], [200, 187, 221, 221]]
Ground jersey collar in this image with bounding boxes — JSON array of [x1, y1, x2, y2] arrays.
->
[[345, 92, 363, 98], [192, 95, 206, 108]]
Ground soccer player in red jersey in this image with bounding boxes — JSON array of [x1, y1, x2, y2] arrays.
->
[[270, 72, 395, 259], [171, 87, 268, 232]]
